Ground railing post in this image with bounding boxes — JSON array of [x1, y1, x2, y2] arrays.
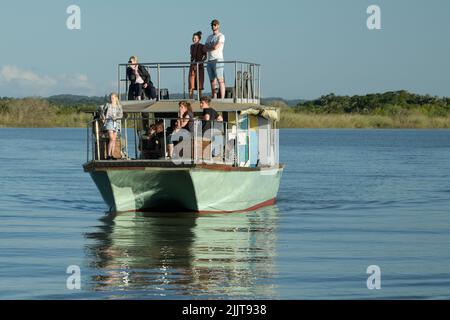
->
[[258, 65, 261, 102], [210, 120, 214, 162], [234, 61, 238, 103], [183, 66, 186, 99], [235, 111, 239, 167], [196, 63, 200, 101], [240, 63, 243, 101], [91, 121, 95, 161], [224, 124, 227, 164], [86, 122, 89, 162], [251, 64, 255, 101], [163, 118, 167, 159], [124, 116, 128, 159], [247, 64, 250, 104], [194, 120, 197, 164], [118, 64, 121, 100], [134, 115, 138, 159], [95, 120, 100, 161], [157, 64, 161, 101]]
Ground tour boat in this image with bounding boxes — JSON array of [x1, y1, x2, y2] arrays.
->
[[82, 61, 283, 213]]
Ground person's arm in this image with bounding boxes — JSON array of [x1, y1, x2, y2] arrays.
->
[[190, 45, 195, 62], [203, 112, 211, 121], [211, 39, 223, 51], [114, 106, 123, 120], [127, 67, 136, 82], [139, 65, 150, 83], [200, 44, 207, 61], [181, 114, 190, 128], [97, 105, 106, 121], [206, 35, 224, 51]]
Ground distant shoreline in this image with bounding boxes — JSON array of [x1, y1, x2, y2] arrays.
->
[[2, 114, 450, 129], [279, 113, 450, 129], [1, 91, 449, 129]]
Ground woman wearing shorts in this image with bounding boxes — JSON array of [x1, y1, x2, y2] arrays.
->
[[100, 92, 123, 160]]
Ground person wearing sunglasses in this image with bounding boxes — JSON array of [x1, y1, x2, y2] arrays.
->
[[204, 19, 226, 99], [126, 56, 157, 100]]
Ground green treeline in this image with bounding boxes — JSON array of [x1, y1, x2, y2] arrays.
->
[[296, 90, 450, 116], [1, 91, 450, 128], [0, 96, 95, 127], [279, 90, 450, 128]]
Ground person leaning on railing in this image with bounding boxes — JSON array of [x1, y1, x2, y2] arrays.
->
[[98, 92, 123, 160]]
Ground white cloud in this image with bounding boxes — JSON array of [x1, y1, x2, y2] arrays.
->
[[0, 65, 99, 97], [0, 65, 56, 88]]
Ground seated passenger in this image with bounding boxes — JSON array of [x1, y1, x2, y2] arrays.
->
[[178, 100, 195, 134], [141, 120, 166, 159], [167, 119, 183, 159], [126, 56, 157, 100], [199, 96, 218, 137], [139, 124, 156, 154]]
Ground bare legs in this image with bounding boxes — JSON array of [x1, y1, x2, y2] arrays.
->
[[189, 89, 203, 100], [210, 78, 225, 99], [107, 130, 117, 159], [218, 79, 225, 99]]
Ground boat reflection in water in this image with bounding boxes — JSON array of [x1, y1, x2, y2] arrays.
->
[[84, 206, 279, 299]]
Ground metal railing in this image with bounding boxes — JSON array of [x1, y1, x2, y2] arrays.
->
[[118, 61, 261, 103], [86, 117, 239, 166], [86, 113, 280, 168]]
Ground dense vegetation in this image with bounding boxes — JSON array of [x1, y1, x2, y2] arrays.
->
[[0, 96, 99, 127], [294, 91, 450, 117], [278, 91, 450, 128], [0, 91, 449, 128]]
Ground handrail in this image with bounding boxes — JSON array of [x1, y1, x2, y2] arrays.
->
[[118, 60, 261, 103], [85, 113, 279, 168], [118, 60, 261, 67], [86, 117, 237, 166]]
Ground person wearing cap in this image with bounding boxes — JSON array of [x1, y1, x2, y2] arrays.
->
[[204, 19, 226, 99]]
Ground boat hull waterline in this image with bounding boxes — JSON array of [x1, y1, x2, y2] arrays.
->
[[84, 162, 283, 213]]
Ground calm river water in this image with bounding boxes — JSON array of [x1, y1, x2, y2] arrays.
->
[[1, 128, 450, 299]]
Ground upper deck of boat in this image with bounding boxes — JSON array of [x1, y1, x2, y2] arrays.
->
[[117, 60, 264, 111]]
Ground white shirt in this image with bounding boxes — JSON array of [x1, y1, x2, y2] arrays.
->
[[134, 68, 144, 84], [206, 32, 225, 61]]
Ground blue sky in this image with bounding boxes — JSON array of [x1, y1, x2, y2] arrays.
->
[[0, 0, 449, 99]]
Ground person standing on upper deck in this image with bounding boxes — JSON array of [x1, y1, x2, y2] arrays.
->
[[189, 31, 206, 99], [204, 19, 226, 99]]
